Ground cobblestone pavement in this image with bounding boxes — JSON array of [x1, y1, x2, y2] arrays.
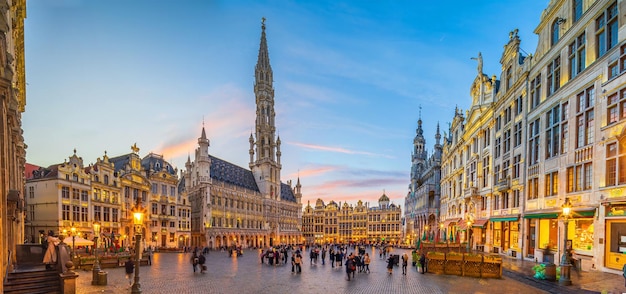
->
[[75, 247, 548, 294]]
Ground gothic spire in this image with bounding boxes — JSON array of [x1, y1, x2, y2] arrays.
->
[[255, 17, 273, 86]]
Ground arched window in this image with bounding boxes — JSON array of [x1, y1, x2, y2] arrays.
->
[[104, 175, 109, 185]]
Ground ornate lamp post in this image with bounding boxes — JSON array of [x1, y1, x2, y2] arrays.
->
[[71, 225, 77, 259], [91, 221, 101, 285], [439, 223, 444, 242], [466, 220, 473, 252], [131, 199, 146, 294], [559, 197, 572, 286]]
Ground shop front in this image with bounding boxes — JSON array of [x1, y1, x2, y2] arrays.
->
[[489, 215, 519, 256], [525, 208, 595, 268], [605, 202, 626, 271]]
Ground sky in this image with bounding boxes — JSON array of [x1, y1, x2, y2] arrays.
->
[[22, 0, 548, 209]]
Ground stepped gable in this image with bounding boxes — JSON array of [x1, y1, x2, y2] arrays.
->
[[209, 155, 259, 192]]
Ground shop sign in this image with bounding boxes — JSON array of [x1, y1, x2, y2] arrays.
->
[[607, 204, 626, 217]]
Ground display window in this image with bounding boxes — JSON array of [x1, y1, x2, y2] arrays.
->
[[538, 219, 558, 250], [569, 218, 593, 253]]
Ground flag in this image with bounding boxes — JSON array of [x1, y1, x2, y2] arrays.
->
[[422, 231, 427, 241], [449, 231, 454, 242], [443, 229, 447, 242], [416, 238, 421, 250]]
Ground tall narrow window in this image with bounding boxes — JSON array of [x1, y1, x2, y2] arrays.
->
[[575, 87, 595, 148], [573, 0, 583, 22], [596, 2, 618, 57], [530, 75, 541, 110], [569, 33, 586, 79], [547, 56, 561, 96], [528, 119, 541, 165], [545, 105, 561, 158], [552, 20, 560, 46]]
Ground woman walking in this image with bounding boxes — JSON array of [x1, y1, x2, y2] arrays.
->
[[364, 253, 371, 273]]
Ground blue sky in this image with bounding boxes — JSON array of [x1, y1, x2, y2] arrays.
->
[[23, 0, 547, 207]]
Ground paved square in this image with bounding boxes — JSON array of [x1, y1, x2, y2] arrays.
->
[[75, 247, 547, 294]]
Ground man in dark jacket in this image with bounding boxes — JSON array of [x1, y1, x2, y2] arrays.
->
[[125, 258, 135, 287]]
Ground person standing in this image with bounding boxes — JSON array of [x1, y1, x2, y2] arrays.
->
[[321, 247, 326, 265], [198, 253, 206, 273], [42, 230, 60, 270], [412, 250, 418, 271], [294, 251, 302, 273], [419, 252, 427, 274], [386, 255, 394, 274], [125, 257, 134, 288], [401, 253, 408, 275], [146, 247, 153, 265], [329, 248, 335, 268]]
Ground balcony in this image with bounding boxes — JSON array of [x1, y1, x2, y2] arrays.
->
[[496, 177, 510, 192], [575, 145, 593, 163], [463, 186, 479, 198]]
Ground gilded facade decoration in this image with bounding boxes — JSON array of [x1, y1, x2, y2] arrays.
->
[[302, 195, 401, 245]]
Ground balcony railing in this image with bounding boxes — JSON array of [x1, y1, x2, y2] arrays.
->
[[575, 145, 593, 162], [496, 177, 510, 192]]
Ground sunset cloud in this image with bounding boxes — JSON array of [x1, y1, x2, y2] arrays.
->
[[289, 141, 392, 158]]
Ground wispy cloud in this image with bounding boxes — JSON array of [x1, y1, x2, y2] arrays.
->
[[289, 141, 392, 158], [285, 165, 339, 179]]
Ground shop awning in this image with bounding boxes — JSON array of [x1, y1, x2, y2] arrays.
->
[[472, 219, 489, 228], [523, 207, 595, 219], [458, 222, 469, 230], [490, 216, 519, 222], [442, 218, 461, 227], [523, 212, 558, 219]]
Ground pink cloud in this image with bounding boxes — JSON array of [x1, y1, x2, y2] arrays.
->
[[289, 142, 391, 158]]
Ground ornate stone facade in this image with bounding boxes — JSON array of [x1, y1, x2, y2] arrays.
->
[[302, 195, 401, 245], [1, 0, 26, 291], [184, 19, 302, 249], [25, 147, 191, 250], [403, 116, 443, 246]]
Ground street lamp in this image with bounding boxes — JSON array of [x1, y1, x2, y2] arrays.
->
[[131, 199, 146, 294], [440, 223, 444, 243], [71, 225, 77, 259], [466, 220, 473, 252], [91, 221, 101, 285], [559, 197, 572, 286]]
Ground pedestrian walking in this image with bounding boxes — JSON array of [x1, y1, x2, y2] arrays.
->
[[364, 253, 371, 273], [345, 253, 355, 281], [419, 252, 427, 274], [191, 252, 199, 273], [387, 255, 394, 274], [402, 253, 408, 275], [330, 248, 335, 268], [125, 257, 134, 288], [321, 247, 326, 265]]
